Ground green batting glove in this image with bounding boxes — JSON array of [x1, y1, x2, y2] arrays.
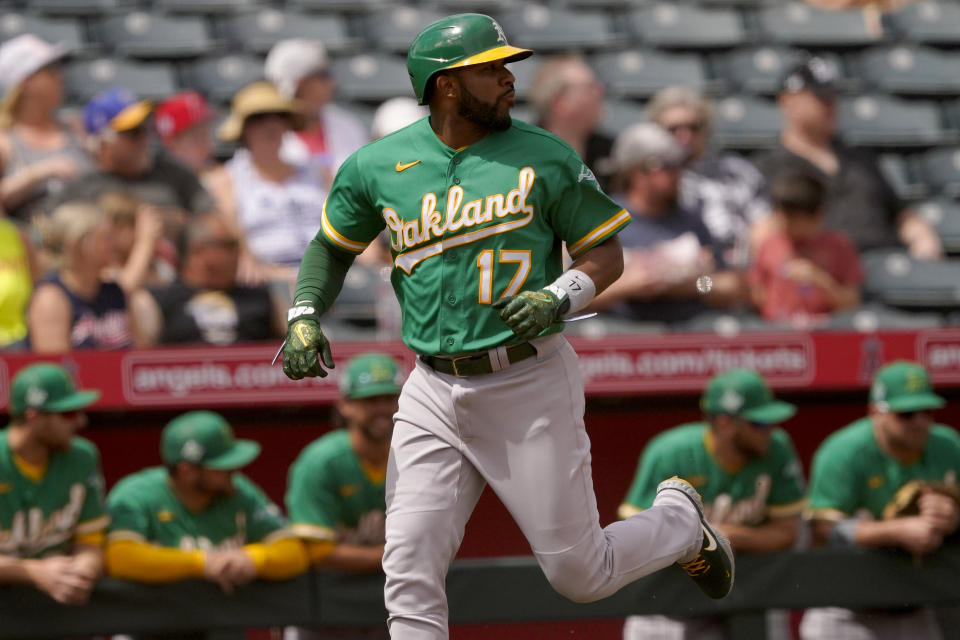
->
[[282, 305, 335, 380], [492, 289, 565, 341]]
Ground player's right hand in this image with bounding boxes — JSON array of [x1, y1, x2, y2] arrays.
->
[[25, 556, 96, 605], [282, 315, 335, 380], [896, 515, 944, 556]]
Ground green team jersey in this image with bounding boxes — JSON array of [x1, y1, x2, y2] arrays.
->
[[317, 117, 630, 355], [0, 431, 108, 558], [620, 423, 806, 525], [807, 417, 960, 522], [286, 430, 385, 543], [107, 467, 288, 550]]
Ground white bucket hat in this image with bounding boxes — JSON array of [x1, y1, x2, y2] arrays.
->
[[264, 38, 329, 100], [0, 34, 70, 96]]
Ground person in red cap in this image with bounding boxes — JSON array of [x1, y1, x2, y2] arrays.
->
[[154, 91, 215, 176]]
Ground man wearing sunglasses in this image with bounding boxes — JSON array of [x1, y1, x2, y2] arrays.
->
[[803, 360, 959, 639], [620, 368, 805, 639], [0, 363, 108, 605]]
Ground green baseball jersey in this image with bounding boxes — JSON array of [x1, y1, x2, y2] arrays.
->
[[807, 417, 960, 522], [0, 431, 108, 558], [620, 423, 806, 525], [318, 118, 630, 355], [286, 430, 385, 542], [107, 467, 288, 550]]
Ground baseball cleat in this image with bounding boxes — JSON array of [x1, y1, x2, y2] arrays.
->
[[656, 476, 735, 599]]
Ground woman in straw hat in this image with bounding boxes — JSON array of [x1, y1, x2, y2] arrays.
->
[[0, 34, 92, 222], [204, 81, 327, 293]]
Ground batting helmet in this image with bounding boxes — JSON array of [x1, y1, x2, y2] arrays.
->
[[407, 13, 533, 105]]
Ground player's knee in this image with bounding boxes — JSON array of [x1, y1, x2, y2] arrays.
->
[[541, 555, 608, 603]]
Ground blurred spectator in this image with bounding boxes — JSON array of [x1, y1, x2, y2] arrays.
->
[[371, 97, 427, 140], [756, 57, 942, 261], [131, 213, 284, 346], [803, 361, 959, 639], [0, 363, 106, 605], [621, 369, 804, 639], [592, 123, 744, 324], [286, 353, 402, 640], [528, 55, 612, 191], [265, 39, 367, 178], [205, 82, 326, 289], [649, 87, 772, 268], [155, 91, 216, 175], [0, 218, 34, 349], [28, 201, 140, 352], [0, 34, 92, 222], [105, 411, 308, 591], [99, 191, 175, 290], [54, 88, 216, 236], [750, 171, 863, 326]]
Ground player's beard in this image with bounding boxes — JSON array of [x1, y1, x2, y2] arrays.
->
[[458, 85, 512, 132]]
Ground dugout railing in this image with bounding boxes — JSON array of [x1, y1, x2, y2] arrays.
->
[[4, 545, 960, 640]]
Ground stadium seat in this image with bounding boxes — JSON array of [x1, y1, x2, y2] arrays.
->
[[628, 4, 746, 49], [181, 55, 264, 105], [757, 3, 878, 47], [877, 153, 927, 201], [287, 0, 389, 11], [330, 54, 412, 103], [826, 303, 943, 331], [326, 263, 378, 326], [916, 199, 960, 255], [565, 314, 667, 338], [154, 0, 261, 14], [592, 49, 709, 99], [497, 5, 622, 51], [712, 96, 782, 149], [888, 0, 960, 46], [919, 147, 960, 198], [97, 12, 214, 59], [862, 250, 960, 308], [363, 6, 445, 54], [28, 0, 134, 16], [675, 310, 779, 335], [594, 98, 646, 141], [855, 45, 960, 96], [433, 0, 510, 11], [64, 58, 177, 102], [715, 47, 848, 96], [220, 9, 356, 55], [837, 96, 948, 147], [0, 14, 86, 54]]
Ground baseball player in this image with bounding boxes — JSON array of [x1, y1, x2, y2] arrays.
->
[[286, 353, 402, 640], [802, 361, 960, 639], [620, 369, 805, 640], [0, 363, 107, 605], [105, 411, 307, 593], [280, 13, 733, 639]]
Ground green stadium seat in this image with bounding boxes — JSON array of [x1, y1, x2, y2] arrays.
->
[[920, 147, 960, 198], [29, 0, 134, 16], [757, 3, 878, 47], [889, 0, 960, 46], [628, 4, 746, 49], [363, 6, 445, 55], [97, 12, 214, 59], [181, 54, 264, 105], [594, 98, 646, 141], [220, 9, 356, 55], [862, 250, 960, 308], [64, 58, 177, 102], [856, 45, 960, 96], [592, 49, 709, 99], [331, 53, 412, 103], [826, 304, 943, 331], [0, 14, 86, 53], [712, 95, 782, 149], [837, 96, 948, 147], [916, 199, 960, 255], [154, 0, 262, 14], [497, 6, 622, 51], [877, 153, 927, 201]]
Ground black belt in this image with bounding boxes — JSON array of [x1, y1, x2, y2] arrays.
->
[[420, 342, 537, 377]]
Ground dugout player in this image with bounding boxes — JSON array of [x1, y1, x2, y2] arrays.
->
[[285, 353, 402, 640], [802, 361, 960, 639], [0, 363, 107, 604], [105, 411, 307, 593], [620, 369, 805, 640], [280, 13, 734, 639]]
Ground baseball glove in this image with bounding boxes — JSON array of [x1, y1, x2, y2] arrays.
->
[[882, 480, 960, 520]]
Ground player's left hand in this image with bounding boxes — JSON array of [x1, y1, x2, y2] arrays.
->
[[493, 289, 563, 341]]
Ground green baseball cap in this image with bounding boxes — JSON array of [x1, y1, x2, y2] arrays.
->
[[701, 369, 797, 424], [10, 363, 100, 416], [339, 353, 404, 400], [161, 411, 260, 470], [870, 361, 945, 413]]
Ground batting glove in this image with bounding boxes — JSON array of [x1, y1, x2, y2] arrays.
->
[[282, 304, 335, 380], [493, 289, 565, 341]]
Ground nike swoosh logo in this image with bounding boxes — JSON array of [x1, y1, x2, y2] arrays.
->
[[396, 160, 421, 172], [702, 524, 718, 552]]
